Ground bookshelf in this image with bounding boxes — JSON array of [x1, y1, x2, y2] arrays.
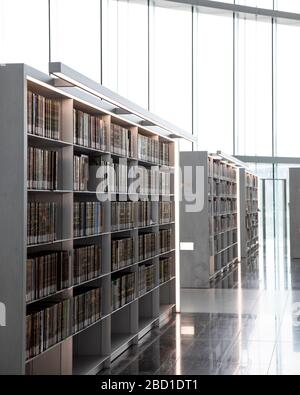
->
[[239, 168, 259, 259], [180, 152, 239, 288], [0, 64, 184, 375]]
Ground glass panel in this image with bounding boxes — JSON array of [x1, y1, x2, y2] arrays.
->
[[102, 0, 148, 108], [275, 23, 300, 157], [0, 0, 49, 72], [150, 1, 192, 132], [193, 10, 233, 153], [50, 0, 101, 82], [236, 0, 273, 7], [235, 17, 272, 156], [276, 0, 300, 13]]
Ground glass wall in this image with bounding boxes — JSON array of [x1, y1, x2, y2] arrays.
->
[[193, 10, 233, 153], [275, 23, 300, 157], [149, 1, 192, 132], [102, 0, 148, 107], [235, 16, 272, 156], [50, 0, 101, 82], [0, 0, 49, 72], [1, 0, 300, 161]]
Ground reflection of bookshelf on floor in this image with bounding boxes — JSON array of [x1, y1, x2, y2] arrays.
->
[[0, 63, 181, 375]]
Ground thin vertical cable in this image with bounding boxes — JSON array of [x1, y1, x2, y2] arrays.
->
[[100, 0, 103, 84], [48, 0, 51, 67], [233, 12, 236, 156], [191, 5, 194, 150], [147, 0, 151, 111]]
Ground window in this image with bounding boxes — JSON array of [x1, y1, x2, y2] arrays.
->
[[276, 0, 300, 13], [235, 17, 272, 156], [102, 0, 148, 108], [275, 23, 300, 157], [50, 0, 101, 82], [0, 0, 49, 72], [150, 1, 192, 132], [193, 10, 233, 153]]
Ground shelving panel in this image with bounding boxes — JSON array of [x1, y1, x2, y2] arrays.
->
[[0, 64, 178, 375]]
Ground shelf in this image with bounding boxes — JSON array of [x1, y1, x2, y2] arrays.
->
[[111, 333, 137, 354], [73, 144, 110, 156], [28, 189, 73, 194], [28, 133, 72, 148], [111, 298, 137, 315], [111, 262, 138, 275], [159, 304, 175, 316], [73, 314, 110, 338], [26, 287, 71, 306], [73, 355, 110, 376], [159, 276, 176, 287], [139, 317, 158, 332], [73, 233, 108, 241], [27, 238, 73, 248]]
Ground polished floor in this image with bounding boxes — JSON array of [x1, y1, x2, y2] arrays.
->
[[101, 241, 300, 375]]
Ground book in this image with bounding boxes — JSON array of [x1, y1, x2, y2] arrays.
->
[[111, 202, 136, 231], [159, 201, 175, 224], [111, 237, 134, 271], [73, 109, 108, 151], [73, 154, 89, 191], [111, 272, 136, 311], [111, 123, 135, 158], [27, 147, 58, 190], [159, 256, 173, 284], [73, 245, 102, 285], [72, 288, 101, 334], [73, 202, 103, 237], [139, 263, 155, 295], [26, 298, 71, 359], [138, 134, 159, 164], [26, 251, 71, 303], [159, 229, 172, 253], [138, 233, 157, 261], [159, 141, 170, 166], [27, 202, 57, 245], [27, 91, 61, 140]]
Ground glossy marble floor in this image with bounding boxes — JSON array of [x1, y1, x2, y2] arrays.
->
[[101, 241, 300, 375]]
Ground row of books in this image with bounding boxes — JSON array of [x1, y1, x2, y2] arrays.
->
[[26, 251, 71, 303], [27, 202, 57, 245], [159, 202, 175, 224], [138, 134, 159, 164], [111, 202, 135, 231], [73, 202, 103, 238], [73, 109, 109, 151], [159, 141, 170, 166], [214, 214, 238, 234], [139, 263, 155, 295], [72, 288, 101, 334], [74, 245, 102, 285], [27, 147, 58, 190], [160, 229, 173, 253], [212, 180, 237, 197], [159, 256, 173, 284], [137, 201, 155, 228], [74, 154, 89, 191], [246, 199, 258, 213], [246, 186, 258, 202], [26, 299, 70, 360], [212, 160, 236, 181], [211, 198, 237, 215], [111, 123, 135, 158], [138, 233, 157, 261], [27, 91, 61, 140], [214, 244, 238, 271], [246, 173, 259, 188], [111, 272, 136, 311], [111, 162, 128, 194], [111, 237, 134, 271]]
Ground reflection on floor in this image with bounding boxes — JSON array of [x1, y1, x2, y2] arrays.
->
[[101, 248, 300, 375]]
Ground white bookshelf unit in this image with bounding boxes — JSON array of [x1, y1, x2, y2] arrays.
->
[[180, 152, 239, 288], [0, 63, 190, 375], [239, 168, 259, 259]]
